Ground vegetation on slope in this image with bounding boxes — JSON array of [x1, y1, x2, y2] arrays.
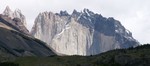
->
[[0, 44, 150, 66]]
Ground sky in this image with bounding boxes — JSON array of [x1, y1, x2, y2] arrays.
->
[[0, 0, 150, 44]]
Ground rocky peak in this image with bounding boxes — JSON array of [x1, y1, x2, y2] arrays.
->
[[83, 8, 94, 16], [13, 9, 27, 27], [3, 6, 12, 13], [31, 9, 139, 55], [3, 6, 13, 18], [13, 9, 23, 18], [72, 9, 78, 14], [59, 10, 69, 16], [83, 8, 89, 13], [1, 6, 29, 34], [71, 9, 81, 18], [2, 6, 27, 27]]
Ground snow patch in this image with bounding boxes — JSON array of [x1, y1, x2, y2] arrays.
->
[[88, 18, 91, 22], [85, 9, 90, 16], [126, 29, 130, 34], [57, 24, 71, 36], [65, 26, 71, 30], [115, 24, 118, 27], [77, 14, 82, 20], [115, 29, 119, 33], [83, 16, 87, 19], [125, 36, 133, 40], [57, 29, 65, 36]]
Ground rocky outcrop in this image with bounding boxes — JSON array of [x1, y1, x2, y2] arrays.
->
[[0, 14, 56, 57], [31, 9, 139, 55], [2, 6, 28, 34]]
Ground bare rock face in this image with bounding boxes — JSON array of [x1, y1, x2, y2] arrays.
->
[[31, 9, 139, 55], [2, 6, 28, 34]]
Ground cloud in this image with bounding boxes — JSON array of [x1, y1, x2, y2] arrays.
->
[[0, 0, 150, 44]]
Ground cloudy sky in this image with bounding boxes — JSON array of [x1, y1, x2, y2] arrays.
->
[[0, 0, 150, 44]]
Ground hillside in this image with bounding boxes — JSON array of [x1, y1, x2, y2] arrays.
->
[[0, 44, 149, 66], [0, 14, 56, 58]]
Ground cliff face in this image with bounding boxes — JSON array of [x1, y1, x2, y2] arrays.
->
[[31, 9, 139, 55]]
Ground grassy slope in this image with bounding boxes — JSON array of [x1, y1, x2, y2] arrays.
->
[[0, 44, 149, 66]]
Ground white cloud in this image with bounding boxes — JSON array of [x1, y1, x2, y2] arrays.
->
[[0, 0, 150, 44]]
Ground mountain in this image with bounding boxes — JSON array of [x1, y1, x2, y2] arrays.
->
[[31, 9, 139, 55], [0, 7, 56, 57], [1, 44, 150, 66], [2, 6, 28, 34]]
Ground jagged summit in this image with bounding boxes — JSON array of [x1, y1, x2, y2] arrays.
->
[[83, 8, 90, 14], [4, 6, 12, 12], [59, 10, 69, 16], [72, 9, 78, 14], [72, 9, 81, 18], [83, 8, 95, 16], [1, 6, 28, 34], [3, 6, 13, 18], [31, 9, 139, 55], [2, 6, 27, 27]]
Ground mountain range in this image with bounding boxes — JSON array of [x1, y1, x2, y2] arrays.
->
[[31, 9, 139, 55], [0, 6, 139, 56]]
